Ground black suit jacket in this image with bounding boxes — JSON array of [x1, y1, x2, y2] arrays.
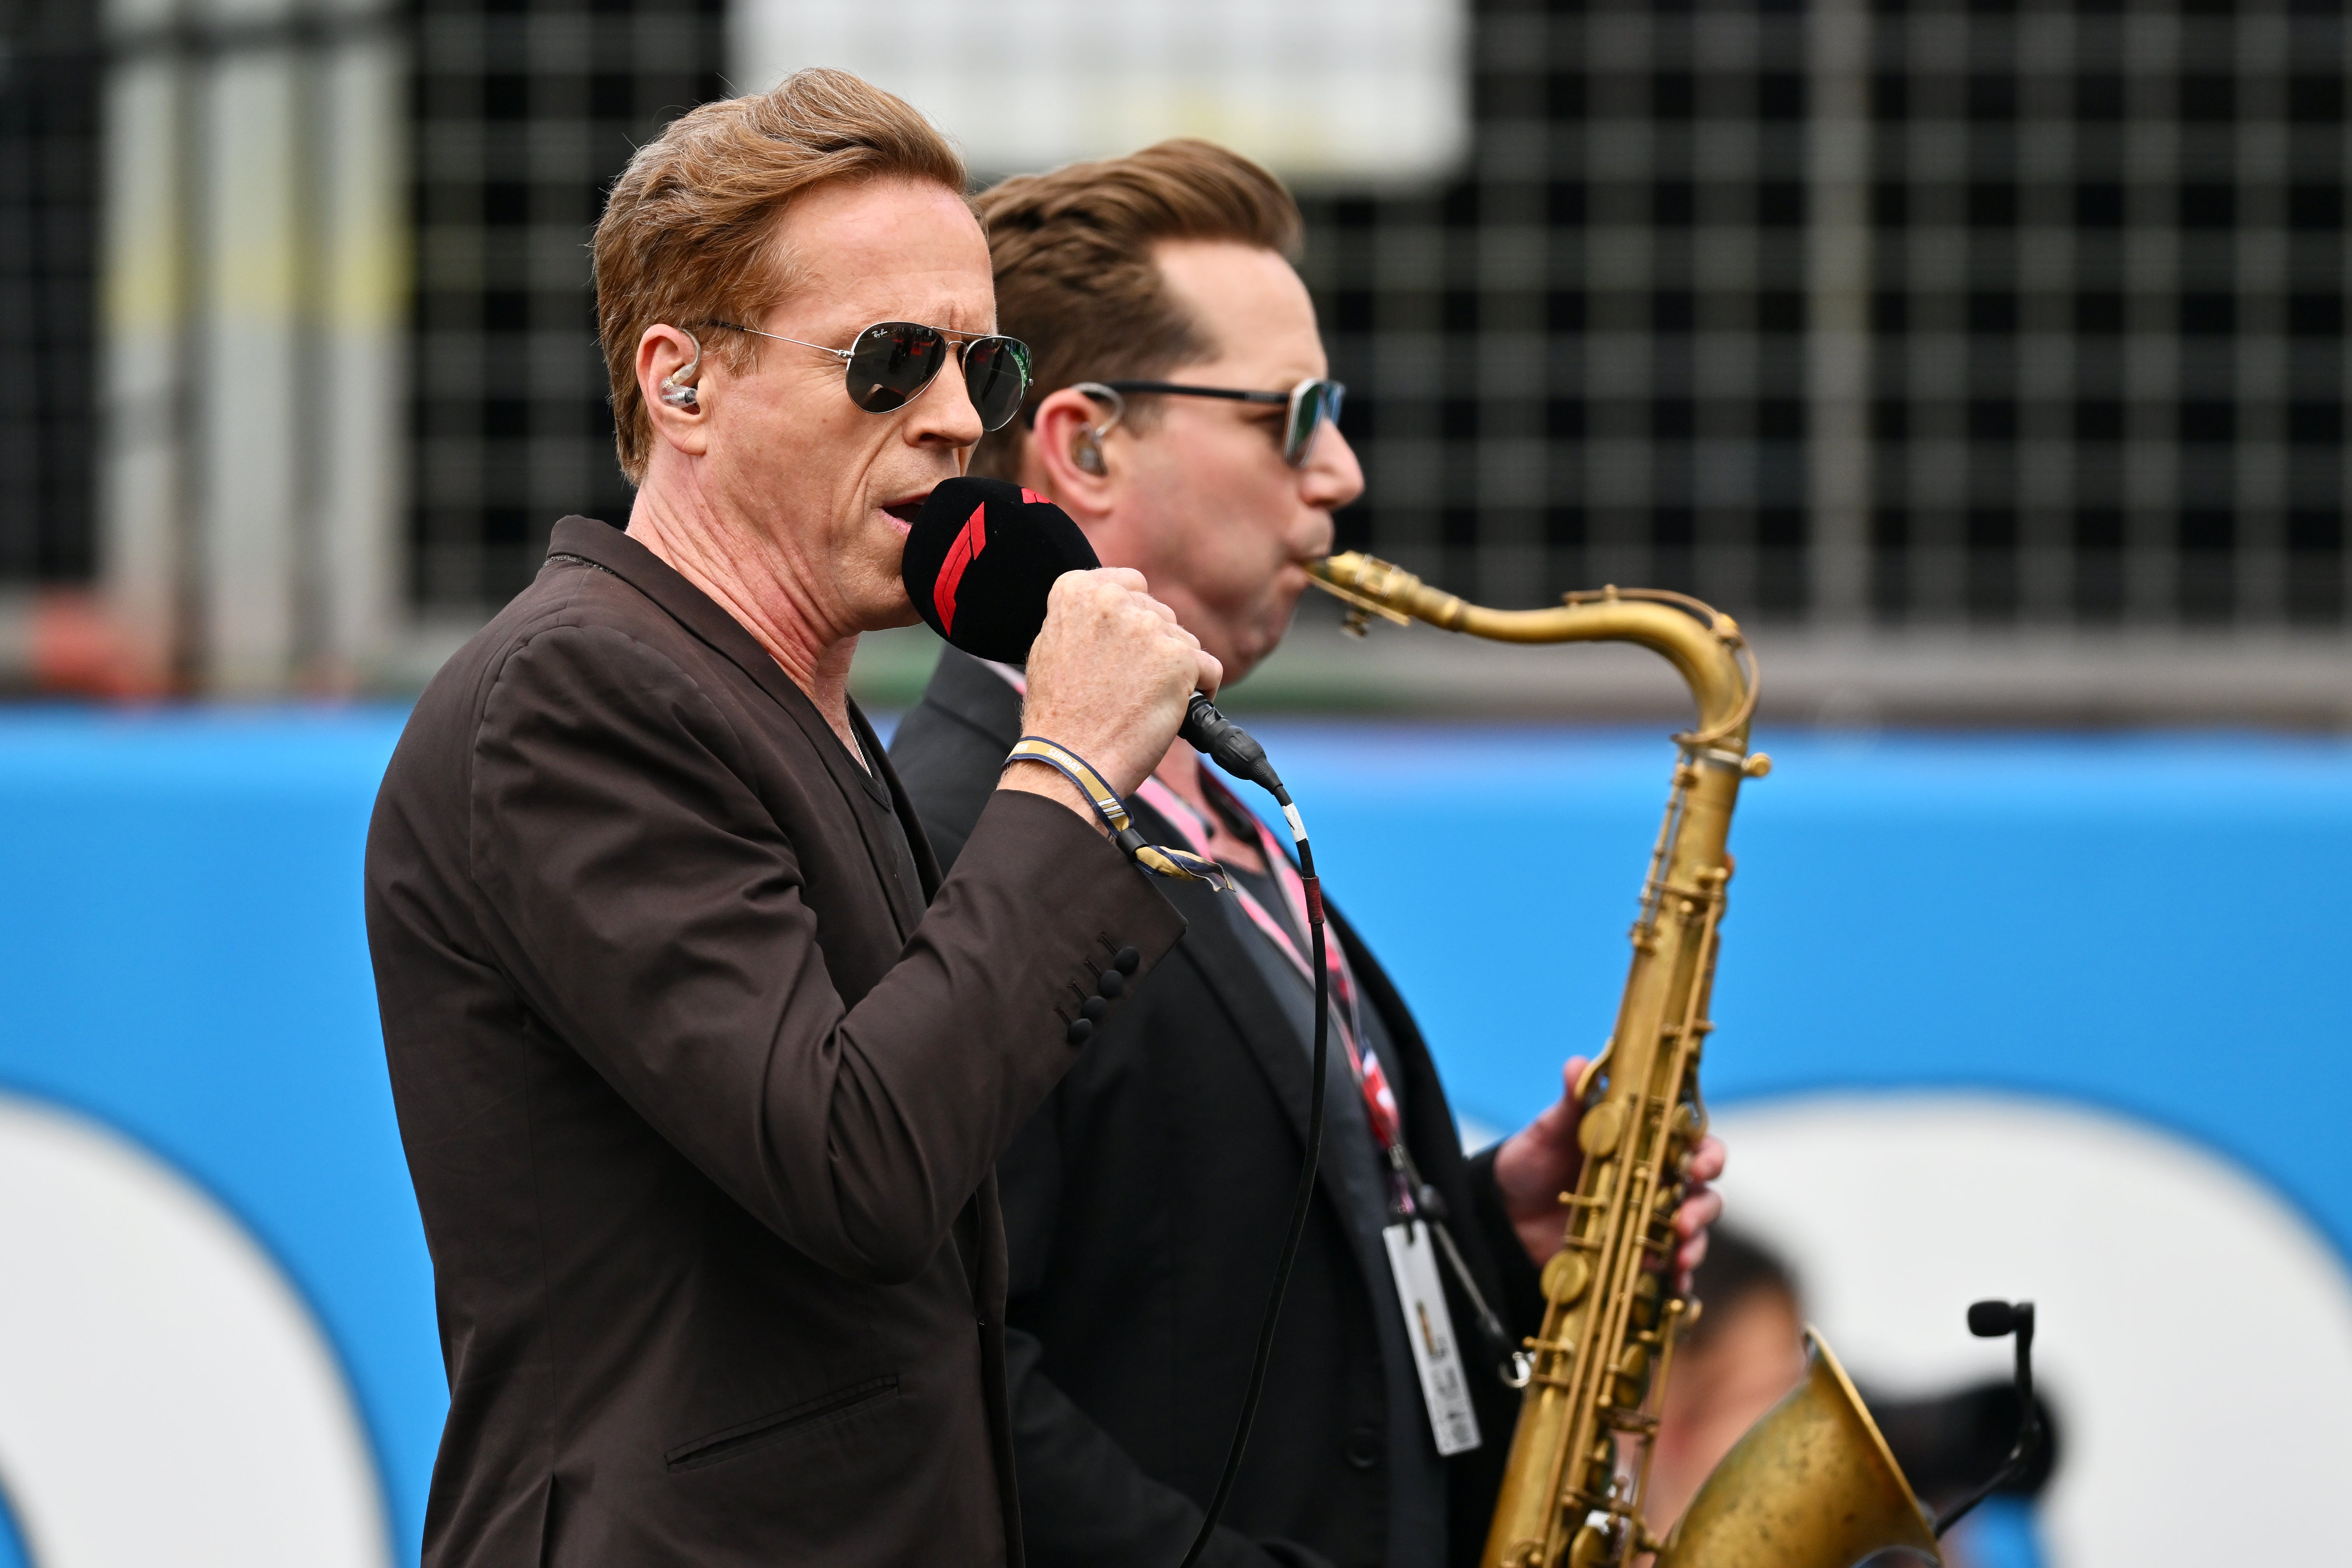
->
[[364, 520, 1185, 1568], [890, 649, 1546, 1568]]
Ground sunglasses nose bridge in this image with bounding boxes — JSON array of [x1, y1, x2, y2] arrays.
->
[[898, 335, 992, 436], [843, 323, 1027, 431]]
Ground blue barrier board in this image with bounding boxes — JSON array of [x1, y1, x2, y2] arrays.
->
[[0, 707, 2343, 1563]]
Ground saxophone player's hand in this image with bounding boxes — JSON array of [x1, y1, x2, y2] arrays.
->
[[1490, 1056, 1727, 1289]]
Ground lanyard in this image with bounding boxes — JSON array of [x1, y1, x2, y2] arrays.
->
[[980, 660, 1521, 1381], [986, 665, 1394, 1192], [1137, 770, 1524, 1383], [1134, 773, 1408, 1170]]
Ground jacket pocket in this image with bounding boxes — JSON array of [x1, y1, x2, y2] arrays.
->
[[662, 1374, 899, 1473]]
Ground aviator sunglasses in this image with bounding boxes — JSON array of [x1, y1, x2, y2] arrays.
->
[[1085, 377, 1346, 468], [704, 319, 1033, 431]]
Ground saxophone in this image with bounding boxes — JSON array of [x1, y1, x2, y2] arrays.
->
[[1308, 554, 1940, 1568]]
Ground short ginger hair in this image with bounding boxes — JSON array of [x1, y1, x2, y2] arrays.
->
[[593, 68, 966, 484], [970, 139, 1304, 481]]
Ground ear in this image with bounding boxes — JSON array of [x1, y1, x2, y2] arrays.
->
[[1028, 387, 1120, 525], [637, 324, 711, 458]]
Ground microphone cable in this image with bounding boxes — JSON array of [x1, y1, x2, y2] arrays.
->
[[1174, 698, 1329, 1568]]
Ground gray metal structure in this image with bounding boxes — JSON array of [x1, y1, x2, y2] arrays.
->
[[4, 0, 2347, 720], [89, 0, 405, 695], [406, 0, 725, 626], [1272, 0, 2352, 723]]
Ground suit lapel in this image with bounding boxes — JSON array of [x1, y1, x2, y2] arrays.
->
[[922, 646, 1525, 1445], [856, 703, 944, 906], [1131, 791, 1364, 1220], [546, 517, 924, 935], [922, 647, 1360, 1212], [920, 644, 1026, 739]]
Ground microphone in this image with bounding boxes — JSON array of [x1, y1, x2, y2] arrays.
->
[[902, 476, 1284, 796], [901, 476, 1095, 664]]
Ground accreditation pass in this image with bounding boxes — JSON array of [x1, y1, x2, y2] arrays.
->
[[1382, 1220, 1482, 1455]]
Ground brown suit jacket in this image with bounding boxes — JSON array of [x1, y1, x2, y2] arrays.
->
[[364, 517, 1184, 1567]]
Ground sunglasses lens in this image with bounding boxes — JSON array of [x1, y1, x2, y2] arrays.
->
[[846, 323, 949, 412], [962, 336, 1032, 431], [1288, 381, 1344, 465]]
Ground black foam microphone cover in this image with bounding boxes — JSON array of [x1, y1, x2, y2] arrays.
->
[[1968, 1300, 2023, 1338], [899, 476, 1285, 797], [900, 476, 1099, 662]]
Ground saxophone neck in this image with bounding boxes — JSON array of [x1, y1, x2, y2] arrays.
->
[[1306, 552, 1761, 749]]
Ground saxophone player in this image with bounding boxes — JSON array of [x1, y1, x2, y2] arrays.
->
[[889, 141, 1728, 1568]]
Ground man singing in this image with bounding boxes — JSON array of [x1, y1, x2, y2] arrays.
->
[[365, 73, 1218, 1566], [889, 143, 1727, 1568]]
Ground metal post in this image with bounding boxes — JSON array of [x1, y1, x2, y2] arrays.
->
[[97, 0, 404, 696], [311, 0, 406, 689], [98, 0, 194, 690], [197, 0, 305, 694]]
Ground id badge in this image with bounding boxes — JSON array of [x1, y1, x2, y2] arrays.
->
[[1382, 1221, 1482, 1455]]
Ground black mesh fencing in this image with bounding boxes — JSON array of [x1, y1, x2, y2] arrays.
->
[[189, 0, 2352, 636], [1300, 0, 2350, 627], [408, 0, 726, 612], [0, 0, 99, 584]]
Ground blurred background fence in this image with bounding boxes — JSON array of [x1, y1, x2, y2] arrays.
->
[[4, 0, 2350, 720]]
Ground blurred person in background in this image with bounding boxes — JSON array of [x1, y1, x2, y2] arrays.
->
[[1648, 1228, 2057, 1568], [888, 141, 1725, 1568], [1641, 1229, 1809, 1534], [365, 72, 1217, 1567]]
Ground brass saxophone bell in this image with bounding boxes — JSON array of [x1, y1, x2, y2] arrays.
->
[[1653, 1330, 1939, 1568]]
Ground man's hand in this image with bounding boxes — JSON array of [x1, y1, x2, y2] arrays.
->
[[1006, 569, 1223, 820], [1489, 1055, 1728, 1290]]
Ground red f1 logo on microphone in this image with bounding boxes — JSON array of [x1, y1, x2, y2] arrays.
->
[[933, 501, 987, 634]]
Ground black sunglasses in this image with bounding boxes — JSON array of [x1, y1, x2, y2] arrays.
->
[[705, 319, 1032, 432], [1091, 377, 1345, 467]]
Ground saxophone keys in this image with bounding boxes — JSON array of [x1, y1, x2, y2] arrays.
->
[[1609, 1339, 1657, 1407], [1541, 1250, 1592, 1305], [1578, 1099, 1627, 1158], [1567, 1521, 1613, 1568]]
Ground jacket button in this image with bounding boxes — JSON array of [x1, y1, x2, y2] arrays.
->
[[1064, 1018, 1095, 1047], [1081, 995, 1109, 1022], [1096, 968, 1125, 999], [1113, 946, 1140, 974], [1342, 1426, 1383, 1469]]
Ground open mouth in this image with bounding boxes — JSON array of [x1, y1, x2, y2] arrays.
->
[[880, 496, 929, 533]]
